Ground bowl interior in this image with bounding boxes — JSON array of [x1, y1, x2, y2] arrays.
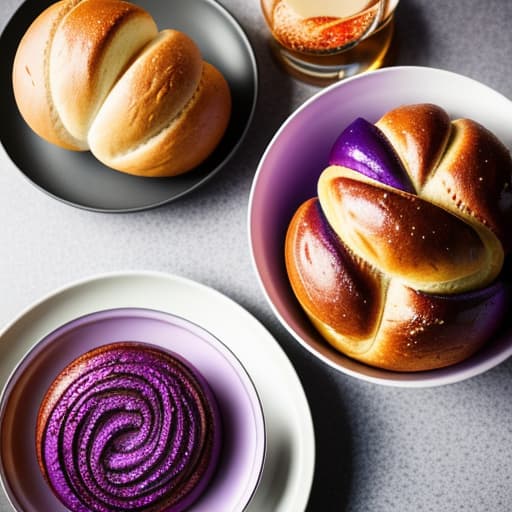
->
[[249, 66, 512, 387], [0, 308, 265, 511]]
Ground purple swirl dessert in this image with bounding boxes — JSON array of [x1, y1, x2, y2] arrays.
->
[[36, 342, 222, 512]]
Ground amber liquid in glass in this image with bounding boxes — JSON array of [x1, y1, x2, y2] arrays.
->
[[262, 0, 396, 85]]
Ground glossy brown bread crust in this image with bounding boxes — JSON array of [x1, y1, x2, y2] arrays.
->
[[12, 0, 231, 177], [285, 104, 512, 371]]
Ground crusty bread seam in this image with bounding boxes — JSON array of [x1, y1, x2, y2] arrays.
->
[[316, 196, 391, 356], [416, 121, 453, 195], [418, 122, 505, 290], [45, 0, 86, 149], [49, 1, 161, 144], [414, 123, 452, 195], [421, 122, 494, 230], [376, 110, 453, 195], [103, 70, 206, 167], [348, 273, 390, 357]]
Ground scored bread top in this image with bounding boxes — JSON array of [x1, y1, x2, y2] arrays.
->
[[91, 61, 232, 177], [49, 0, 158, 143], [12, 0, 232, 176], [88, 29, 203, 163]]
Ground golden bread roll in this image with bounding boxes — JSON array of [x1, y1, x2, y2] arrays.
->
[[285, 104, 512, 371], [12, 0, 231, 177]]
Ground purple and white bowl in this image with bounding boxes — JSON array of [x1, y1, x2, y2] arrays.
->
[[248, 66, 512, 387], [0, 308, 266, 511]]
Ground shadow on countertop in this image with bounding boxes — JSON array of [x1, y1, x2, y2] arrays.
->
[[392, 0, 431, 66], [284, 331, 355, 512]]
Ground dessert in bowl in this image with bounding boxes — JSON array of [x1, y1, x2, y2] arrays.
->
[[0, 308, 265, 511], [249, 66, 512, 386], [36, 342, 221, 512]]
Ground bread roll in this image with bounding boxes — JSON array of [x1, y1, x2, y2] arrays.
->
[[12, 0, 231, 177], [285, 104, 512, 371]]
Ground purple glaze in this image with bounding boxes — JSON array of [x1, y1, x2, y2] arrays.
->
[[431, 279, 507, 304], [328, 118, 415, 193], [39, 343, 221, 512], [427, 279, 509, 342]]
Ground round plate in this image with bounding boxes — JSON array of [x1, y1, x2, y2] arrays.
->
[[0, 308, 266, 511], [0, 272, 314, 511], [0, 0, 257, 212], [248, 65, 512, 388]]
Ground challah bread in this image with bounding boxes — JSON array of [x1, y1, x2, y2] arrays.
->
[[12, 0, 231, 177], [285, 103, 512, 371]]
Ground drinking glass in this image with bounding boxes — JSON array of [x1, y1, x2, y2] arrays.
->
[[261, 0, 400, 85]]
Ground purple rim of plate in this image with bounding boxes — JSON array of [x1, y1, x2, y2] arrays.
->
[[248, 66, 512, 387], [0, 308, 266, 511]]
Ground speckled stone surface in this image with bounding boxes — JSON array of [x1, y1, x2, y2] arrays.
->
[[1, 1, 512, 511]]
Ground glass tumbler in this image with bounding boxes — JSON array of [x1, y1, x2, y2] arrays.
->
[[261, 0, 399, 85]]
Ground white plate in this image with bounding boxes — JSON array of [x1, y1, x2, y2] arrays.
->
[[0, 272, 315, 512]]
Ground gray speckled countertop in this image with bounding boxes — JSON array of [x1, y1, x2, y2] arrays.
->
[[1, 0, 512, 511]]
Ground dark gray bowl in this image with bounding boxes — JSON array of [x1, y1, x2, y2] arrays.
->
[[0, 0, 258, 212]]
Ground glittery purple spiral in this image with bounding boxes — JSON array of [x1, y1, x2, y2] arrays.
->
[[36, 343, 222, 512]]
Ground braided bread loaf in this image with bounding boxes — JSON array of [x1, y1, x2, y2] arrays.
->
[[285, 104, 512, 371], [12, 0, 231, 177]]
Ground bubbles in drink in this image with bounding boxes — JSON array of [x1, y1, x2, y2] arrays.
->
[[267, 0, 381, 53]]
